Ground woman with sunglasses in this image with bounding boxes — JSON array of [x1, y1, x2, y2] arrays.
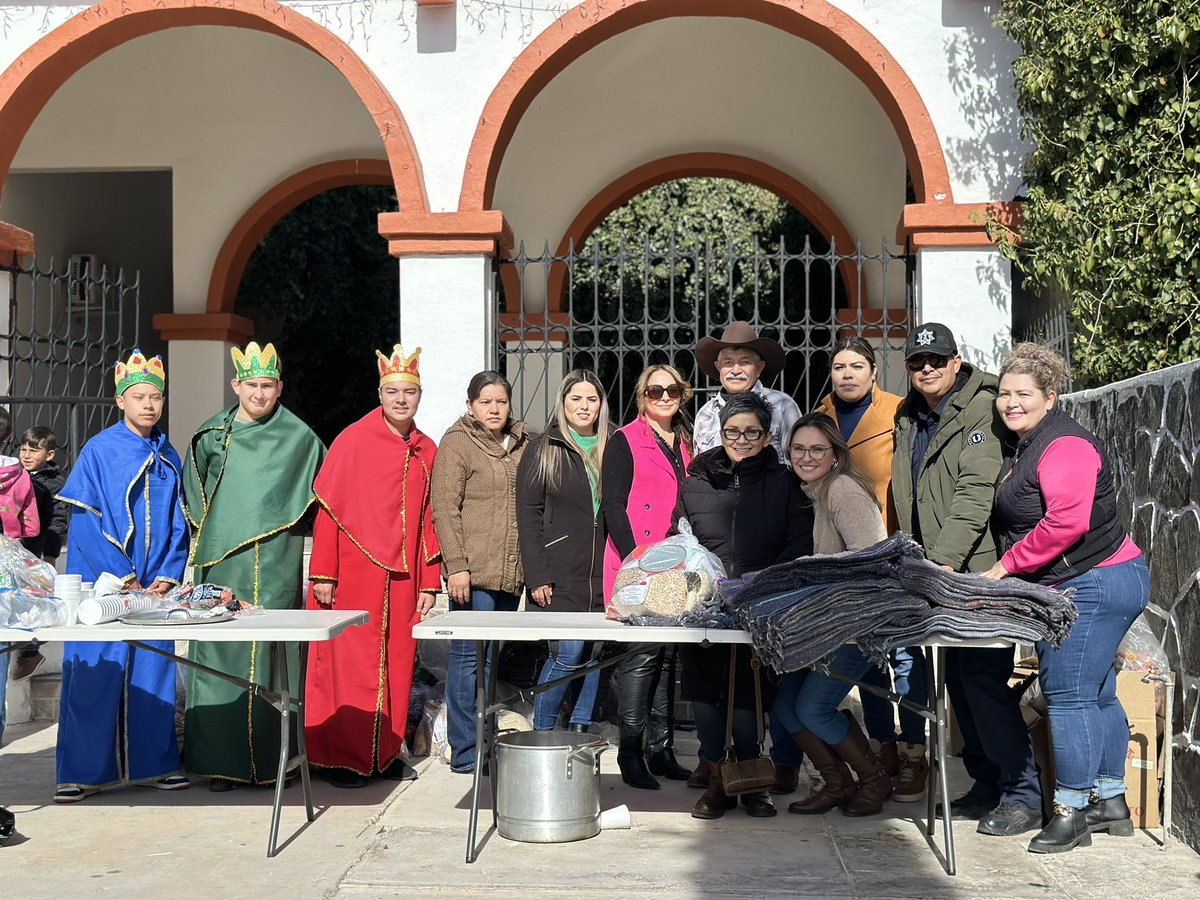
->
[[673, 391, 813, 820], [601, 364, 694, 789], [815, 336, 928, 801], [774, 413, 894, 817]]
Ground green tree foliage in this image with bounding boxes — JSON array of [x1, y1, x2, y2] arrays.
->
[[236, 186, 398, 445], [995, 2, 1200, 386]]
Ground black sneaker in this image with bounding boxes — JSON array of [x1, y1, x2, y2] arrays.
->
[[379, 758, 419, 782], [935, 786, 1000, 820], [0, 806, 15, 842], [978, 802, 1044, 836]]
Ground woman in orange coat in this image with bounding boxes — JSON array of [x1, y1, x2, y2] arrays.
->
[[814, 336, 927, 802]]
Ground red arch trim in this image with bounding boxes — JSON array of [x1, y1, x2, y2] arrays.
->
[[0, 0, 428, 211], [461, 0, 953, 212], [541, 152, 865, 311], [207, 159, 392, 314]]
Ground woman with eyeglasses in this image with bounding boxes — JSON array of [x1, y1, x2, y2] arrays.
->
[[815, 336, 928, 801], [774, 413, 894, 816], [673, 391, 813, 820], [601, 364, 694, 789], [516, 370, 611, 732]]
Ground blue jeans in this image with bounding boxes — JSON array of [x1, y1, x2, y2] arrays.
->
[[693, 700, 761, 763], [533, 640, 600, 730], [1038, 556, 1150, 810], [775, 645, 874, 745], [860, 647, 929, 745], [444, 588, 520, 772]]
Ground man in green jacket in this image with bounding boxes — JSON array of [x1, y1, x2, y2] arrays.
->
[[181, 342, 325, 791], [892, 322, 1042, 836]]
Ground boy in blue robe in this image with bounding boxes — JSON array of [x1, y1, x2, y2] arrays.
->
[[53, 350, 191, 802]]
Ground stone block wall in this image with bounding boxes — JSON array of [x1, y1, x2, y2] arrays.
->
[[1062, 359, 1200, 850]]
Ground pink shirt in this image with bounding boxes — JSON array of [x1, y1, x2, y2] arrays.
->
[[1000, 436, 1140, 578]]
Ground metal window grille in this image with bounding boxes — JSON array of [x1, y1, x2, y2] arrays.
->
[[0, 255, 140, 462], [494, 236, 912, 428], [1016, 304, 1073, 393]]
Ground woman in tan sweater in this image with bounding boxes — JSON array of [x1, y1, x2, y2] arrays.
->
[[773, 413, 895, 817], [431, 371, 528, 774]]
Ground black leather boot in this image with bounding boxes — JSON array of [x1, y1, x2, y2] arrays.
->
[[647, 746, 691, 780], [1028, 804, 1091, 854], [617, 733, 660, 790], [1085, 794, 1134, 835]]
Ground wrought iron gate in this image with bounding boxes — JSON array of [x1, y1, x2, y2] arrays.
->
[[494, 236, 912, 427], [0, 256, 140, 461]]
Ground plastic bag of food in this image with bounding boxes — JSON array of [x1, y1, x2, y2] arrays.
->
[[0, 534, 56, 594], [0, 586, 68, 628], [1114, 613, 1170, 714], [609, 518, 726, 619]]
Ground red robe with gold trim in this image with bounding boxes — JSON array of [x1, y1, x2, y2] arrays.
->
[[304, 409, 441, 775]]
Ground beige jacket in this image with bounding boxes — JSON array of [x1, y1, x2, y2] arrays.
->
[[802, 473, 887, 555], [431, 414, 528, 594]]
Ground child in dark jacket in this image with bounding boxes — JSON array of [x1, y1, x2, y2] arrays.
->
[[12, 425, 66, 681]]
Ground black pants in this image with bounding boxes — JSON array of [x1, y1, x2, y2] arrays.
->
[[612, 643, 678, 751], [945, 646, 1041, 809]]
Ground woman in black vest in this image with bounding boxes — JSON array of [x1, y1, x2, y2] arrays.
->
[[983, 343, 1149, 854]]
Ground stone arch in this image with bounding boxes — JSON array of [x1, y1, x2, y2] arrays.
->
[[207, 159, 393, 315], [0, 0, 427, 211], [461, 0, 952, 212]]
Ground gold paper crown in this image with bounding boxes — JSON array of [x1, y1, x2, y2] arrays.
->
[[376, 345, 422, 387], [231, 341, 281, 381], [114, 349, 166, 395]]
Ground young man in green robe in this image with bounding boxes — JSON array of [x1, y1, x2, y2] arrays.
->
[[181, 342, 325, 791]]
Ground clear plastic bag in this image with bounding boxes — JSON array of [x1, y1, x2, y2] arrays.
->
[[609, 518, 727, 619], [1114, 613, 1169, 714], [0, 534, 56, 594], [0, 586, 68, 628]]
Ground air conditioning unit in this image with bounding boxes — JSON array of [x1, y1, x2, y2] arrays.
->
[[67, 254, 105, 316]]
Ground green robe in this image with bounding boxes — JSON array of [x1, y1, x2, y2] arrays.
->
[[181, 404, 324, 783]]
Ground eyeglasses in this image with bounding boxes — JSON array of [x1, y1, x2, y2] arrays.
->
[[644, 383, 684, 400], [721, 427, 766, 442], [789, 445, 831, 460], [906, 353, 952, 372]]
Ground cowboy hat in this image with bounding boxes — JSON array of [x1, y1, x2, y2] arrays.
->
[[695, 321, 786, 382]]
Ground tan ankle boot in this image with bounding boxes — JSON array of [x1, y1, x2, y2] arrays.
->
[[893, 742, 928, 802], [787, 731, 854, 815]]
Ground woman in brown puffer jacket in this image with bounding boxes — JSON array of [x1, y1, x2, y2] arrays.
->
[[431, 371, 528, 774]]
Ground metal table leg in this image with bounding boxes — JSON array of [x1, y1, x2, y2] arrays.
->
[[296, 643, 315, 822], [487, 639, 501, 826], [925, 647, 937, 838], [465, 639, 486, 863], [932, 646, 956, 875], [268, 641, 292, 858]]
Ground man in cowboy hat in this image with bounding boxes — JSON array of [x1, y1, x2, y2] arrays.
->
[[692, 321, 806, 796], [693, 321, 801, 464]]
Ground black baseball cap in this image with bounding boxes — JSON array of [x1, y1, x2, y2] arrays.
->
[[904, 322, 958, 359]]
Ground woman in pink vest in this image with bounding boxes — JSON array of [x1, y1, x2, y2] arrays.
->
[[601, 364, 693, 789]]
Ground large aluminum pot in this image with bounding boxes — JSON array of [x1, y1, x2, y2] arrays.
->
[[495, 729, 608, 843]]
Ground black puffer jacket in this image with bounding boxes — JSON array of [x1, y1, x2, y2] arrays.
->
[[516, 421, 606, 613], [673, 445, 814, 707]]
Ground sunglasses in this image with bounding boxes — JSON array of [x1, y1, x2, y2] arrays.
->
[[906, 353, 952, 372], [644, 383, 684, 400]]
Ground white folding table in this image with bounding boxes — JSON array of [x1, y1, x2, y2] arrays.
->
[[1, 609, 368, 857], [413, 609, 1011, 875]]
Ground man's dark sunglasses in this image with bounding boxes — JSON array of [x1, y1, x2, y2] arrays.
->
[[906, 354, 951, 372]]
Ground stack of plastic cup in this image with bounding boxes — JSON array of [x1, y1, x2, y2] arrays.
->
[[54, 574, 83, 625]]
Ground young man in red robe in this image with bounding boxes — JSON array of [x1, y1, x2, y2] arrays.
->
[[305, 345, 441, 788]]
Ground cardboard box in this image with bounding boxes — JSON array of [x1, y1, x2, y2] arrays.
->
[[1026, 670, 1164, 828]]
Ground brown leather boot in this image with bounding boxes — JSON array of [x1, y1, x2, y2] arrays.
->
[[834, 717, 893, 816], [687, 758, 712, 789], [770, 764, 800, 795], [871, 739, 900, 779], [787, 731, 854, 815], [690, 769, 737, 819]]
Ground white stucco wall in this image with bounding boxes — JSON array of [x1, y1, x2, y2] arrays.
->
[[916, 247, 1012, 371], [9, 26, 387, 315]]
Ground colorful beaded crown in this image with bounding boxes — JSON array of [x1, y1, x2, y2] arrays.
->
[[114, 349, 166, 395], [376, 344, 422, 387], [231, 341, 281, 380]]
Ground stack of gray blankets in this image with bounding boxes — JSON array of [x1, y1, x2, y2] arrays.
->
[[629, 534, 1078, 673]]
